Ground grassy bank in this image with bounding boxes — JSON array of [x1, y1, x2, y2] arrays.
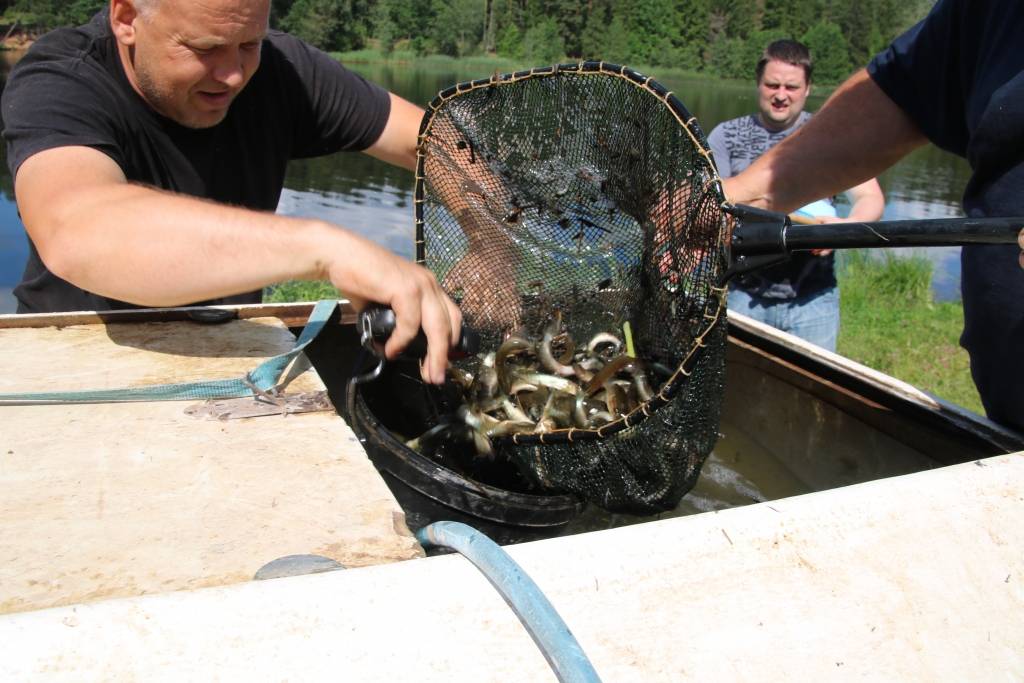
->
[[267, 251, 981, 414], [332, 48, 720, 84], [333, 49, 521, 72], [264, 280, 339, 303], [836, 251, 981, 414]]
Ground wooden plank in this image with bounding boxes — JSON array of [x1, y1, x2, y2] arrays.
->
[[0, 300, 359, 329], [0, 316, 421, 615], [729, 310, 943, 407], [727, 310, 1024, 452], [0, 453, 1020, 681]]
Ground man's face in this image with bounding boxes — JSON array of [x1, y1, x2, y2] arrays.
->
[[118, 0, 269, 128], [756, 59, 810, 132]]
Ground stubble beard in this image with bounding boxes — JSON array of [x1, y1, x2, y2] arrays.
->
[[134, 61, 228, 130]]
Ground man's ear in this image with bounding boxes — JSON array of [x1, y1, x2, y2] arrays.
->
[[109, 0, 140, 46]]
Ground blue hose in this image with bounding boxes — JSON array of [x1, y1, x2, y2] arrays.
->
[[416, 521, 602, 683]]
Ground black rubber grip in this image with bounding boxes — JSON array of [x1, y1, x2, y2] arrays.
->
[[359, 305, 480, 359]]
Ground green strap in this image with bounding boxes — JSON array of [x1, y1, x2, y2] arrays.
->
[[0, 299, 338, 406]]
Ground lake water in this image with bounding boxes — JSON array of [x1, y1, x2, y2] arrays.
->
[[0, 58, 972, 312]]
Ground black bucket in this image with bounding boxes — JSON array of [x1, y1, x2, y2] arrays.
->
[[349, 357, 584, 528]]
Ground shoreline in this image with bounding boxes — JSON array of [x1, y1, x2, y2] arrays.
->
[[331, 49, 773, 88]]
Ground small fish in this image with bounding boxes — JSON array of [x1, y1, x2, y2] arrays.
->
[[514, 371, 581, 395], [586, 332, 623, 359], [584, 354, 633, 396], [405, 420, 457, 452], [622, 358, 654, 402], [538, 312, 576, 378], [501, 397, 531, 424], [495, 334, 535, 394]]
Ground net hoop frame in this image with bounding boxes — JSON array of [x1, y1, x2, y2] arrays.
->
[[413, 61, 730, 447]]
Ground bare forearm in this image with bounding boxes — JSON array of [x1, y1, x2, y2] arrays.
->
[[363, 93, 422, 172], [36, 182, 339, 306], [724, 70, 926, 213], [844, 179, 885, 222], [846, 195, 885, 222], [17, 144, 462, 383]]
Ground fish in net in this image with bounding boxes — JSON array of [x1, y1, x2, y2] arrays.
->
[[399, 62, 1022, 515]]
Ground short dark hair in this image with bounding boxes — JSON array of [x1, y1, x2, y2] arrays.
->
[[755, 39, 813, 84]]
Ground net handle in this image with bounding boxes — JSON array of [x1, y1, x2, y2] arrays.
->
[[730, 204, 1023, 252], [785, 216, 1024, 249], [725, 204, 1023, 279]]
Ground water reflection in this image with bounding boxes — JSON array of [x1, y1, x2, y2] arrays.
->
[[0, 134, 25, 312], [277, 186, 414, 260], [0, 59, 973, 312]]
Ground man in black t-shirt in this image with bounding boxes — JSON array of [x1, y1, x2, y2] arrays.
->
[[1, 0, 460, 384], [723, 0, 1024, 432]]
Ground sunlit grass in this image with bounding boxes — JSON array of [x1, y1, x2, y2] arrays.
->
[[263, 280, 340, 303], [331, 49, 717, 83], [836, 251, 981, 414], [333, 49, 521, 71]]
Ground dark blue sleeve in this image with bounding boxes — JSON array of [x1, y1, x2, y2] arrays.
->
[[867, 0, 971, 157]]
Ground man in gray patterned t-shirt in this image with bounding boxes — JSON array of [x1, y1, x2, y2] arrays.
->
[[708, 40, 884, 351]]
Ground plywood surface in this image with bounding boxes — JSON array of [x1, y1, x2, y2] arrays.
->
[[0, 317, 421, 615], [1, 454, 1020, 681]]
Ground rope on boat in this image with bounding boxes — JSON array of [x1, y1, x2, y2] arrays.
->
[[416, 521, 602, 683], [0, 300, 339, 405]]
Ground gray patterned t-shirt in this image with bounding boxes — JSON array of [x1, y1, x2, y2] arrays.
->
[[707, 111, 813, 178], [706, 111, 836, 298]]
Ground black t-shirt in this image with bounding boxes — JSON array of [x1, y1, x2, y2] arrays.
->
[[1, 11, 391, 313], [868, 0, 1024, 430]]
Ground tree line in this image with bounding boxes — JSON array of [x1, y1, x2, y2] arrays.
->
[[2, 0, 936, 83]]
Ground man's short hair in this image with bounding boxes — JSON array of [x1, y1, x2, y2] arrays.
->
[[755, 39, 813, 84]]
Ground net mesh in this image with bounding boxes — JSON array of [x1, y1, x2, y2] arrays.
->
[[412, 62, 730, 514]]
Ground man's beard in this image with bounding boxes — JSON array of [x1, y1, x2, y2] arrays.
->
[[134, 62, 228, 130]]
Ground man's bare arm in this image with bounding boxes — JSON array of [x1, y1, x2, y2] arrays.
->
[[15, 144, 460, 383], [843, 178, 885, 222], [417, 113, 525, 330], [722, 69, 927, 212], [807, 178, 885, 256], [363, 93, 423, 172]]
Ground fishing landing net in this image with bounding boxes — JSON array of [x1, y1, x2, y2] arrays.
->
[[407, 62, 731, 515]]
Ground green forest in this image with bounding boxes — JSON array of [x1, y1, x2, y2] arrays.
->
[[2, 0, 935, 83]]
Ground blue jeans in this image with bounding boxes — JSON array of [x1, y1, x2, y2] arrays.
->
[[728, 286, 840, 352]]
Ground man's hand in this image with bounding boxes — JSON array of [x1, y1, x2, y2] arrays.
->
[[331, 92, 464, 380], [422, 120, 525, 333], [442, 247, 521, 331], [321, 229, 461, 385], [807, 215, 843, 256], [440, 206, 523, 332], [793, 177, 884, 257], [1018, 227, 1024, 270]]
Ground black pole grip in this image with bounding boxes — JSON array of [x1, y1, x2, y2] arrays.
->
[[725, 205, 1024, 253], [358, 304, 480, 360], [784, 216, 1024, 250]]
